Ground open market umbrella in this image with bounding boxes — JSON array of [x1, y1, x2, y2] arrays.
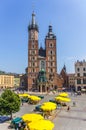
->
[[60, 97, 71, 102], [40, 104, 56, 111], [27, 119, 54, 130], [22, 113, 44, 123], [55, 96, 71, 102], [58, 92, 69, 97], [18, 93, 30, 98], [42, 102, 57, 106], [29, 95, 41, 101]]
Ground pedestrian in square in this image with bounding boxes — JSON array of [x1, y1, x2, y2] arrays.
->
[[67, 106, 70, 111]]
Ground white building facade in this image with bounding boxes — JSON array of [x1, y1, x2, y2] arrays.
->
[[75, 60, 86, 91]]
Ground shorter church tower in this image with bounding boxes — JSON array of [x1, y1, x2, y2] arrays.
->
[[45, 25, 57, 88]]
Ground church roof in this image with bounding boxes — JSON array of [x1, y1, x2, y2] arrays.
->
[[39, 47, 46, 57]]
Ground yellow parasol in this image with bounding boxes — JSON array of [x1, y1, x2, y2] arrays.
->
[[18, 93, 30, 98], [22, 113, 44, 123], [55, 96, 71, 102], [60, 98, 71, 102], [27, 119, 54, 130], [40, 105, 56, 111], [29, 95, 41, 101], [58, 92, 69, 97], [42, 102, 57, 106]]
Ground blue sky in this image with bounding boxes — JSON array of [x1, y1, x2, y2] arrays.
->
[[0, 0, 86, 74]]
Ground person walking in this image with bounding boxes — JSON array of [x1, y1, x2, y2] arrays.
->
[[67, 106, 70, 111], [73, 101, 76, 107]]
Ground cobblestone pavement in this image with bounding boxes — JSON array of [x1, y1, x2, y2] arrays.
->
[[53, 94, 86, 130], [0, 92, 86, 130]]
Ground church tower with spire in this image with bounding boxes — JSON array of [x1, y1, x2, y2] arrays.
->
[[28, 12, 39, 90]]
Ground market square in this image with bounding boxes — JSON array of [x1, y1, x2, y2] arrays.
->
[[0, 1, 86, 130], [0, 92, 86, 130]]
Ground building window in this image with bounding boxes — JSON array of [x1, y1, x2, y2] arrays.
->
[[51, 68, 53, 73], [77, 79, 81, 84], [50, 50, 52, 55], [83, 73, 86, 76], [48, 50, 53, 55], [32, 57, 35, 60], [77, 68, 80, 72], [77, 73, 80, 77], [83, 68, 86, 71], [83, 79, 86, 84], [32, 68, 34, 72], [49, 43, 53, 48]]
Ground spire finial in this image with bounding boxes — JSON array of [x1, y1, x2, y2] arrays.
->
[[49, 25, 52, 32], [28, 10, 39, 32], [32, 11, 35, 25]]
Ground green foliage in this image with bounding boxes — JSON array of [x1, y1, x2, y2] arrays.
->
[[0, 89, 21, 117]]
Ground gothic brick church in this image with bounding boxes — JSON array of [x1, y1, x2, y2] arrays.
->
[[21, 12, 63, 92]]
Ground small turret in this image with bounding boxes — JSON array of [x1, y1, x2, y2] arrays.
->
[[46, 25, 56, 39]]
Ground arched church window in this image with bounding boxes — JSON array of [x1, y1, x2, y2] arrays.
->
[[32, 57, 35, 60], [49, 43, 53, 48], [49, 50, 53, 55]]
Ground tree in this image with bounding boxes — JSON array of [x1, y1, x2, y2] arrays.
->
[[0, 89, 21, 119]]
